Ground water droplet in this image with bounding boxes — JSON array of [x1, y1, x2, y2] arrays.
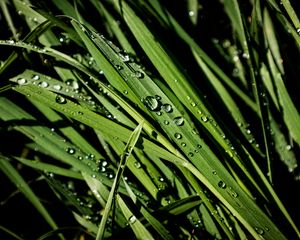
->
[[158, 177, 164, 182], [163, 120, 169, 125], [102, 160, 108, 167], [53, 84, 62, 90], [297, 28, 300, 34], [32, 75, 40, 80], [201, 116, 208, 122], [181, 142, 186, 147], [134, 71, 144, 79], [162, 104, 173, 113], [188, 11, 195, 17], [128, 215, 137, 224], [255, 227, 264, 235], [116, 64, 123, 70], [218, 181, 226, 189], [173, 116, 184, 126], [229, 187, 238, 198], [188, 152, 194, 157], [39, 81, 49, 88], [55, 95, 67, 104], [66, 79, 80, 90], [286, 145, 292, 151], [134, 161, 141, 169], [144, 96, 160, 111], [212, 170, 217, 175], [123, 90, 128, 95], [174, 133, 182, 139], [17, 78, 27, 85], [197, 144, 202, 149], [66, 147, 76, 154]]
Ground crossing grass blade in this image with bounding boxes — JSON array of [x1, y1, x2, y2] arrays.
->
[[96, 121, 143, 240]]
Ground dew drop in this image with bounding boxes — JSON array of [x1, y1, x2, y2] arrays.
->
[[134, 161, 141, 169], [66, 79, 80, 90], [102, 160, 108, 167], [66, 147, 76, 154], [53, 84, 62, 90], [116, 64, 123, 70], [255, 227, 264, 235], [158, 177, 165, 182], [174, 133, 182, 139], [55, 95, 67, 104], [134, 71, 144, 79], [201, 116, 208, 122], [197, 144, 202, 149], [188, 11, 195, 17], [163, 120, 169, 125], [181, 142, 186, 147], [17, 78, 27, 85], [39, 81, 49, 88], [188, 152, 194, 157], [32, 75, 40, 80], [173, 116, 184, 126], [144, 96, 160, 111], [128, 215, 137, 224], [162, 104, 173, 113], [218, 181, 226, 189], [212, 170, 217, 175]]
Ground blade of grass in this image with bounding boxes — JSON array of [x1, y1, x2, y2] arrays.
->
[[96, 121, 143, 240]]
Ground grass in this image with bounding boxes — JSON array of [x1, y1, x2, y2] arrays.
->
[[0, 0, 299, 239]]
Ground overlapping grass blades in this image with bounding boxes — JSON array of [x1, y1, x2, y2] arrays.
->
[[0, 0, 299, 239]]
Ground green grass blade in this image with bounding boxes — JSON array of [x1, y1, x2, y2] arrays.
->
[[96, 121, 143, 240]]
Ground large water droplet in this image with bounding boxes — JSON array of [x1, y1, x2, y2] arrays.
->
[[162, 104, 173, 113], [39, 81, 49, 88], [173, 116, 184, 126], [144, 96, 160, 111], [17, 78, 27, 85], [53, 84, 62, 91], [32, 75, 40, 80], [218, 181, 226, 189], [56, 95, 67, 104]]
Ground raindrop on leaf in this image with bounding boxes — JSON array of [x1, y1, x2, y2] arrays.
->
[[162, 104, 173, 113], [173, 116, 184, 126], [174, 133, 182, 139], [39, 81, 49, 88], [218, 181, 226, 189], [55, 95, 67, 104], [144, 96, 160, 111], [32, 75, 40, 80], [17, 78, 27, 85]]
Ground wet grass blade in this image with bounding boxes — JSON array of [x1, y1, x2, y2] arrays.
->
[[96, 121, 143, 240]]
